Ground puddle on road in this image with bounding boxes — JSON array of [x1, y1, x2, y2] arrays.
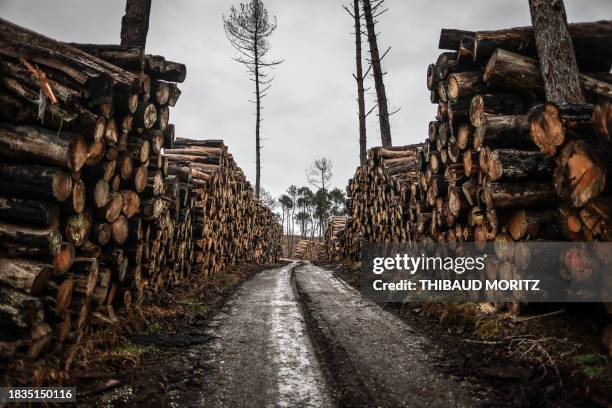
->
[[268, 265, 333, 408]]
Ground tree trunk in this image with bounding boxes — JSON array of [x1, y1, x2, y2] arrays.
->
[[362, 0, 392, 147], [120, 0, 152, 50], [528, 0, 585, 104], [254, 16, 262, 199], [352, 0, 367, 165]]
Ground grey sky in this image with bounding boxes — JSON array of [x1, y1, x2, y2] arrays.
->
[[1, 0, 610, 200]]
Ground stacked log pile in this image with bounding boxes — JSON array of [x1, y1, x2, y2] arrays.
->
[[293, 240, 324, 261], [343, 145, 422, 259], [0, 19, 281, 363], [165, 137, 283, 277], [324, 216, 348, 262], [339, 20, 612, 314]]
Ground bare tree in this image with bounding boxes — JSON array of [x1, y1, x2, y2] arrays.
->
[[279, 194, 293, 255], [286, 185, 298, 254], [224, 1, 283, 198], [120, 0, 152, 50], [362, 0, 393, 147], [306, 159, 334, 237], [344, 0, 368, 165], [259, 187, 278, 211], [528, 0, 585, 104], [306, 158, 333, 192]]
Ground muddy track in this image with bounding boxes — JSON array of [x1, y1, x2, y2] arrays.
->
[[90, 262, 493, 407], [292, 268, 379, 408], [292, 263, 483, 408]]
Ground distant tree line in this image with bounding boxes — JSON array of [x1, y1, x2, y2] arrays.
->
[[260, 158, 346, 255]]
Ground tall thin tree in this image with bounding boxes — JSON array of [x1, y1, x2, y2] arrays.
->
[[120, 0, 152, 50], [306, 158, 333, 238], [344, 0, 368, 165], [362, 0, 393, 147], [287, 185, 298, 255], [224, 1, 283, 198]]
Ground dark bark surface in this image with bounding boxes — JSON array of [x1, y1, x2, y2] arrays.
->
[[120, 0, 152, 49], [363, 0, 392, 147], [352, 0, 367, 165], [528, 0, 585, 104]]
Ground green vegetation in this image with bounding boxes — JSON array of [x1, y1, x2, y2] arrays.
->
[[574, 354, 607, 379]]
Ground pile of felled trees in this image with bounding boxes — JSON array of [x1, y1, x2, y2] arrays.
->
[[166, 137, 283, 277], [425, 21, 611, 312], [293, 240, 324, 261], [339, 20, 611, 312], [0, 18, 281, 363], [324, 216, 348, 262], [343, 145, 422, 259]]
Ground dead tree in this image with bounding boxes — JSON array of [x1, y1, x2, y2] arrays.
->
[[306, 158, 333, 237], [120, 0, 152, 50], [344, 1, 368, 165], [223, 0, 283, 198], [362, 0, 393, 147], [528, 0, 585, 104]]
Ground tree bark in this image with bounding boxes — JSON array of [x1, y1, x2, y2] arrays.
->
[[254, 8, 262, 199], [68, 43, 143, 70], [528, 0, 585, 104], [469, 94, 528, 128], [352, 0, 367, 165], [0, 18, 139, 95], [487, 149, 554, 181], [120, 0, 152, 50], [0, 197, 60, 230], [362, 0, 392, 147], [474, 114, 532, 151], [438, 29, 475, 51], [0, 123, 88, 171], [0, 258, 53, 295], [0, 164, 73, 202], [483, 181, 559, 209]]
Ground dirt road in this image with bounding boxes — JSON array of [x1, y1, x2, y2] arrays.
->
[[194, 262, 483, 407], [199, 262, 333, 407]]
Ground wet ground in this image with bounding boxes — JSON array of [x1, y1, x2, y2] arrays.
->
[[88, 262, 492, 407], [85, 262, 609, 407]]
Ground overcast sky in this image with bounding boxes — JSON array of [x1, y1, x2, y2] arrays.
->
[[1, 0, 610, 200]]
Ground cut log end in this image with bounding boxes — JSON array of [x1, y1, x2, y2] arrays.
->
[[72, 179, 86, 214], [529, 102, 565, 156], [52, 170, 73, 202], [53, 242, 75, 274]]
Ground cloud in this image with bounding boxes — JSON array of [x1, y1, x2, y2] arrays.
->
[[1, 0, 609, 200]]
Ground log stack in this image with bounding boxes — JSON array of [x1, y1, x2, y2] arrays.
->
[[293, 240, 324, 261], [0, 19, 281, 363], [337, 20, 612, 315], [342, 145, 423, 259], [324, 216, 348, 262], [165, 137, 283, 277]]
